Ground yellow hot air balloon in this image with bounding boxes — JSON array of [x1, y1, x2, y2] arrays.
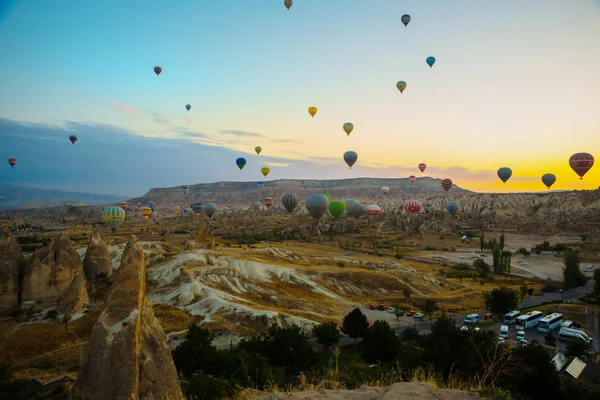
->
[[141, 206, 153, 220], [261, 167, 270, 177], [173, 205, 180, 214], [343, 122, 354, 136], [308, 106, 317, 117], [255, 146, 262, 155], [118, 201, 127, 209]]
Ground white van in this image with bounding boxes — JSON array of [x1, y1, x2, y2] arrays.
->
[[500, 325, 509, 339], [464, 313, 480, 325], [516, 330, 526, 341], [561, 320, 574, 329]]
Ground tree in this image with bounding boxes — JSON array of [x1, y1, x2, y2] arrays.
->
[[484, 287, 519, 316], [499, 234, 505, 251], [392, 304, 405, 322], [312, 321, 341, 351], [423, 299, 439, 320], [479, 233, 484, 251], [544, 333, 556, 347], [519, 284, 528, 302], [399, 326, 419, 341], [593, 268, 600, 294], [473, 258, 490, 278], [562, 249, 586, 289], [342, 308, 369, 344], [362, 320, 398, 363], [527, 287, 534, 298], [185, 370, 235, 400], [402, 286, 412, 300], [172, 324, 221, 378], [566, 338, 592, 358]]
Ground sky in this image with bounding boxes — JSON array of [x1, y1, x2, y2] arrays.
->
[[1, 0, 599, 197]]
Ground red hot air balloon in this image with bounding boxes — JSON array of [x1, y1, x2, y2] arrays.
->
[[441, 178, 453, 191], [404, 199, 421, 214], [569, 153, 594, 180], [8, 158, 16, 168], [153, 66, 162, 76], [418, 163, 426, 173], [409, 175, 416, 184]]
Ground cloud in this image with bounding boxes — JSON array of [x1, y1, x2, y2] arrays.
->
[[272, 139, 301, 143], [219, 129, 265, 139], [113, 103, 137, 114], [148, 111, 169, 125]]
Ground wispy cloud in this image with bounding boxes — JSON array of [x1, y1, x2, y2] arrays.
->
[[113, 103, 137, 115], [272, 138, 300, 143], [148, 111, 169, 125], [219, 129, 264, 139]]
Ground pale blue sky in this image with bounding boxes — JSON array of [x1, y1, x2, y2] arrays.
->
[[1, 0, 599, 196]]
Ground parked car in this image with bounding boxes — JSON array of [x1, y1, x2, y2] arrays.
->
[[500, 325, 509, 339], [406, 310, 416, 317], [519, 339, 528, 348], [414, 312, 425, 320], [497, 337, 506, 345], [561, 320, 574, 329], [461, 326, 480, 332], [388, 307, 396, 313], [369, 304, 376, 310], [378, 303, 385, 311], [464, 313, 480, 325], [516, 330, 526, 342]]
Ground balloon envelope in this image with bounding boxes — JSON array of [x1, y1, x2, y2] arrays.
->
[[261, 167, 270, 177], [305, 194, 329, 220], [426, 56, 436, 68], [401, 14, 411, 26], [141, 206, 153, 220], [103, 206, 126, 231], [8, 158, 16, 168], [328, 201, 345, 219], [308, 106, 317, 117], [191, 202, 204, 215], [347, 202, 365, 218], [343, 123, 354, 136], [366, 204, 381, 217], [69, 135, 77, 144], [204, 203, 217, 218], [441, 178, 453, 191], [381, 186, 390, 195], [322, 193, 331, 202], [497, 167, 513, 183], [409, 175, 416, 184], [154, 66, 162, 76], [344, 199, 357, 209], [404, 200, 421, 214], [185, 104, 191, 111], [541, 173, 557, 189], [284, 0, 293, 10], [236, 157, 247, 170], [281, 193, 299, 214], [343, 151, 358, 169], [446, 201, 459, 215], [418, 163, 426, 173], [255, 146, 262, 155], [569, 153, 594, 180], [263, 197, 274, 209], [396, 81, 407, 93]]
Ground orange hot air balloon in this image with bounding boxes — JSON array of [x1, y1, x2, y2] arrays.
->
[[263, 197, 274, 209], [308, 106, 317, 117], [409, 175, 416, 184], [8, 158, 16, 168], [141, 206, 153, 220], [441, 178, 453, 191], [569, 153, 594, 180]]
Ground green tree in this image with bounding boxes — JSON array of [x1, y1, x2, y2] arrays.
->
[[312, 321, 341, 351], [562, 249, 586, 289], [527, 287, 534, 298], [566, 338, 592, 358], [473, 258, 490, 278], [362, 320, 398, 363], [172, 324, 220, 378], [484, 286, 519, 316], [479, 233, 485, 251], [423, 298, 439, 320], [185, 370, 235, 400], [593, 268, 600, 294], [499, 234, 505, 251], [519, 284, 528, 302], [544, 333, 556, 347], [392, 304, 405, 322], [342, 307, 369, 344]]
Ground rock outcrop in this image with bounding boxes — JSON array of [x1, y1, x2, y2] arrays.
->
[[83, 233, 112, 282], [71, 236, 183, 400], [256, 382, 478, 400], [0, 228, 25, 312], [21, 232, 83, 307], [57, 272, 90, 317]]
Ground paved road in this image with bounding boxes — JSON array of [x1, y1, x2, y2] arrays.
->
[[309, 282, 595, 350]]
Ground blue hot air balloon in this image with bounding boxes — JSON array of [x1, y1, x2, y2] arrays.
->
[[343, 151, 358, 169], [497, 167, 513, 184], [541, 173, 556, 190], [446, 201, 459, 215], [426, 56, 436, 68], [185, 104, 191, 111], [236, 157, 247, 170], [257, 181, 264, 187]]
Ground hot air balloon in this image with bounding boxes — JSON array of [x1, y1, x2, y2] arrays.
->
[[441, 178, 453, 192], [347, 202, 365, 218], [118, 201, 128, 209], [185, 104, 191, 111], [344, 151, 358, 169], [69, 135, 77, 144], [8, 158, 16, 168], [141, 206, 153, 220], [281, 193, 299, 214], [103, 206, 126, 231], [305, 194, 328, 220], [255, 146, 262, 155], [396, 81, 407, 93], [136, 202, 142, 208], [404, 200, 421, 214], [236, 157, 247, 170], [366, 204, 381, 217], [254, 200, 263, 209], [344, 199, 358, 209], [409, 175, 416, 184], [183, 209, 190, 215], [343, 123, 354, 136], [261, 167, 270, 177], [418, 163, 426, 173], [308, 106, 317, 117], [497, 167, 513, 184], [322, 193, 331, 202], [257, 181, 265, 188], [263, 197, 274, 209], [154, 66, 162, 76], [381, 186, 390, 195], [182, 186, 190, 196], [173, 205, 180, 214], [426, 56, 436, 68], [446, 201, 459, 215], [401, 14, 411, 26], [541, 173, 557, 190], [191, 202, 204, 216], [569, 153, 594, 180], [204, 203, 217, 218], [284, 0, 293, 10], [328, 201, 345, 219]]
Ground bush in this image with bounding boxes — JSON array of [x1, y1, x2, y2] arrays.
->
[[186, 371, 236, 400], [424, 245, 437, 250], [337, 261, 345, 268]]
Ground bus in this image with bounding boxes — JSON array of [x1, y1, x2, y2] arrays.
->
[[538, 313, 563, 333], [515, 311, 543, 330], [558, 328, 592, 344], [503, 310, 521, 324]]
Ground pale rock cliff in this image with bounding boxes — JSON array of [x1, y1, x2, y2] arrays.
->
[[0, 228, 25, 312], [82, 233, 112, 282]]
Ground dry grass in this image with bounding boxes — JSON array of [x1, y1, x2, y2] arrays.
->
[[153, 303, 202, 333]]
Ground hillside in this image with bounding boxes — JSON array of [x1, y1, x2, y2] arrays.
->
[[0, 183, 128, 209], [132, 177, 473, 206]]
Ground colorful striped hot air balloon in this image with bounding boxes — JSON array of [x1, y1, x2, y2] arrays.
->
[[343, 123, 354, 136], [102, 206, 126, 232], [409, 175, 416, 184], [396, 81, 407, 93], [418, 163, 426, 173], [569, 153, 594, 180], [263, 197, 274, 209], [154, 66, 162, 76], [404, 200, 421, 214], [344, 199, 358, 209], [284, 0, 293, 10], [281, 193, 299, 214], [118, 201, 128, 209], [366, 204, 381, 217], [441, 179, 453, 191], [141, 206, 153, 220], [173, 205, 180, 214], [347, 202, 365, 218], [381, 186, 390, 195]]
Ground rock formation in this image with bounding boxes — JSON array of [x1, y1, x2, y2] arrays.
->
[[21, 232, 83, 307], [83, 233, 112, 282], [0, 228, 25, 313], [70, 236, 183, 400], [57, 272, 90, 317]]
